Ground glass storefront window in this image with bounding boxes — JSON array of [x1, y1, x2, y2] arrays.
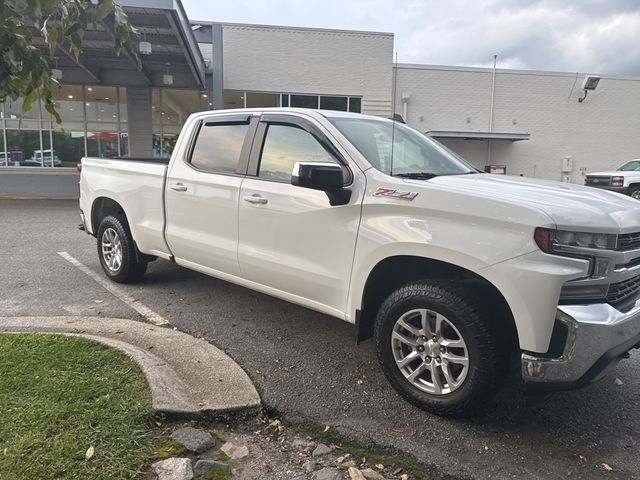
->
[[85, 86, 118, 123], [52, 131, 85, 166], [51, 85, 85, 131], [4, 97, 41, 130], [246, 92, 279, 108], [0, 106, 6, 166], [152, 89, 209, 158], [224, 90, 244, 108], [5, 129, 42, 166], [118, 87, 128, 124]]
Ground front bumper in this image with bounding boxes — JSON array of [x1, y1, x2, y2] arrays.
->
[[522, 301, 640, 387]]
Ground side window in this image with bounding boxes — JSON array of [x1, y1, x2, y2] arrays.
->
[[258, 124, 337, 182], [190, 122, 249, 174]]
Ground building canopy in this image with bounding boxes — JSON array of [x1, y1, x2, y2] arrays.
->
[[33, 0, 205, 89]]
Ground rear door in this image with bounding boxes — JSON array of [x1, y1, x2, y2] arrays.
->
[[164, 113, 258, 277], [237, 113, 364, 316]]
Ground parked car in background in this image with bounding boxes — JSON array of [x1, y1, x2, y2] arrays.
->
[[585, 159, 640, 199], [29, 149, 62, 167]]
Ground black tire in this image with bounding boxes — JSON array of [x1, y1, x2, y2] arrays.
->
[[96, 215, 147, 283], [629, 186, 640, 200], [375, 280, 509, 416]]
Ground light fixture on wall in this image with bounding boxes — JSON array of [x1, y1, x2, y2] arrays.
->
[[578, 75, 600, 103], [163, 62, 173, 85], [139, 41, 152, 55], [139, 31, 152, 55]]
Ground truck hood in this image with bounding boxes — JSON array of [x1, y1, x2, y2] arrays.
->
[[404, 174, 640, 233], [585, 170, 622, 176]]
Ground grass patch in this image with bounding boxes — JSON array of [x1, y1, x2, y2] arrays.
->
[[205, 464, 232, 480], [292, 420, 436, 480], [208, 429, 227, 443], [0, 334, 154, 480], [152, 440, 187, 460], [215, 451, 231, 462]]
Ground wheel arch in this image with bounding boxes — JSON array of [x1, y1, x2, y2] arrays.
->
[[91, 196, 129, 235], [627, 183, 640, 196], [356, 255, 518, 350]]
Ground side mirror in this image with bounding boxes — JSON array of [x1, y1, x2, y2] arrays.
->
[[291, 161, 351, 206], [291, 162, 344, 191]]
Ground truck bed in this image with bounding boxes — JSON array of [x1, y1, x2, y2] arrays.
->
[[79, 156, 172, 259]]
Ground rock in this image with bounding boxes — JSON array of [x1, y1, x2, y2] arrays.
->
[[169, 428, 215, 453], [338, 460, 357, 470], [193, 459, 229, 478], [220, 441, 250, 460], [312, 443, 333, 457], [303, 460, 318, 473], [312, 467, 343, 480], [337, 454, 356, 469], [293, 438, 317, 452], [360, 468, 386, 480], [348, 467, 367, 480], [151, 457, 194, 480]]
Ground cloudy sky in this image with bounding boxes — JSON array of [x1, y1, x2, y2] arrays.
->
[[182, 0, 640, 75]]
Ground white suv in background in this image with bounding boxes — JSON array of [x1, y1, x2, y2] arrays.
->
[[585, 159, 640, 199]]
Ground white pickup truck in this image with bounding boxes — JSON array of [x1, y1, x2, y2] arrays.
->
[[79, 108, 640, 416], [585, 159, 640, 199]]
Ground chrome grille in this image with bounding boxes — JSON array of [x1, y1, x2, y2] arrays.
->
[[617, 232, 640, 251], [585, 176, 612, 186], [606, 275, 640, 305]]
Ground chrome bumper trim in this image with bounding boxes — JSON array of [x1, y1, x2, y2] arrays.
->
[[522, 301, 640, 384]]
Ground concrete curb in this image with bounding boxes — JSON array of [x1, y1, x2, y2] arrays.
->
[[0, 316, 262, 417]]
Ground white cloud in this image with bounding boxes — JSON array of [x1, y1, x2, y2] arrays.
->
[[183, 0, 640, 75]]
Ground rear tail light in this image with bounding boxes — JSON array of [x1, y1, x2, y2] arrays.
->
[[76, 163, 82, 173]]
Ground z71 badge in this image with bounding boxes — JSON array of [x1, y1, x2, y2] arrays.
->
[[373, 187, 418, 201]]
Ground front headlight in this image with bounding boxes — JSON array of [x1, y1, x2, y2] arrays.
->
[[612, 176, 625, 187], [534, 228, 616, 253]]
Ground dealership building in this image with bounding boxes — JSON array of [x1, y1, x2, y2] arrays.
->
[[1, 0, 639, 197]]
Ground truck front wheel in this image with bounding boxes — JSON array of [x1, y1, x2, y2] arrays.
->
[[375, 280, 508, 416], [97, 215, 147, 283]]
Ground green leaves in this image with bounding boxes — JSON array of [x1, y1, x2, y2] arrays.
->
[[0, 0, 139, 123]]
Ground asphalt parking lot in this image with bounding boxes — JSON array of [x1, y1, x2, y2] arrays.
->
[[1, 199, 639, 480]]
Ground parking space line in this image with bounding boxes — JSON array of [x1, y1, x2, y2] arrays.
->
[[57, 251, 169, 326]]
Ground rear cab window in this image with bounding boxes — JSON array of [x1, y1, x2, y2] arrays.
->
[[189, 121, 250, 174]]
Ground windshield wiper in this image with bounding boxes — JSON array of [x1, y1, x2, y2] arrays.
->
[[393, 172, 440, 179]]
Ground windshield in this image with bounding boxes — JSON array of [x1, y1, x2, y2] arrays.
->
[[618, 160, 640, 171], [328, 117, 478, 177]]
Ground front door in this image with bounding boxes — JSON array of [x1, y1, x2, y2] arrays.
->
[[238, 114, 363, 315]]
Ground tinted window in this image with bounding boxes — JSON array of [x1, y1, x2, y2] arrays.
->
[[190, 123, 248, 173], [290, 95, 318, 109], [320, 96, 348, 112], [348, 97, 361, 113], [259, 125, 336, 182]]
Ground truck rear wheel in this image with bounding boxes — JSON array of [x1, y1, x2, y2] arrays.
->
[[97, 215, 147, 283], [375, 280, 508, 416]]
